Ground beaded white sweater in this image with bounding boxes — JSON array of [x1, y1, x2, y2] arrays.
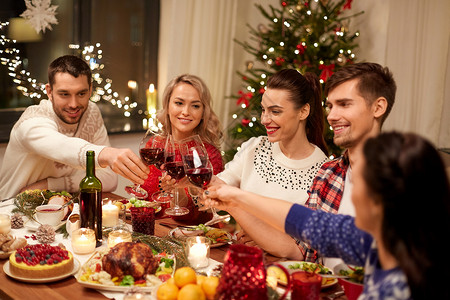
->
[[0, 100, 117, 198], [218, 136, 328, 204]]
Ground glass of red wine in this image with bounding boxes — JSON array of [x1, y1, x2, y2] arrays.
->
[[163, 135, 189, 216], [127, 127, 166, 199], [180, 136, 229, 225]]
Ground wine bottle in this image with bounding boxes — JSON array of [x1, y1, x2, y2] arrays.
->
[[79, 150, 103, 247]]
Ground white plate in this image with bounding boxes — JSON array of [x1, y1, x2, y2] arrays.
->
[[75, 249, 172, 292], [276, 261, 338, 289], [24, 218, 66, 231], [168, 226, 232, 247], [3, 258, 80, 283]]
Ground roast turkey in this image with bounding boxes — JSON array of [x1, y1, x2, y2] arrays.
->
[[102, 241, 159, 280]]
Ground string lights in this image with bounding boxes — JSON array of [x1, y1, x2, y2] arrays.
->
[[0, 21, 155, 122]]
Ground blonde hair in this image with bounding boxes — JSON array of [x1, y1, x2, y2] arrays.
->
[[157, 74, 223, 148]]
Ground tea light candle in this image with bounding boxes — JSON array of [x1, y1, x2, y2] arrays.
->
[[71, 228, 96, 254], [186, 236, 210, 269], [0, 214, 11, 234], [107, 229, 132, 248], [102, 201, 119, 227]]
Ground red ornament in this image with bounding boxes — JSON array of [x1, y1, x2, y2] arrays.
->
[[242, 76, 248, 81], [259, 88, 266, 94], [343, 0, 353, 10], [296, 44, 306, 55], [241, 118, 250, 127], [281, 1, 287, 7], [237, 90, 253, 107], [275, 57, 285, 66], [319, 63, 335, 82]]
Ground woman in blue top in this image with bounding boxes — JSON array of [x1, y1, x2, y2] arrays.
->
[[205, 131, 450, 300]]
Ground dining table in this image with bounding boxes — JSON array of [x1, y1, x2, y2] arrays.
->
[[0, 192, 348, 300]]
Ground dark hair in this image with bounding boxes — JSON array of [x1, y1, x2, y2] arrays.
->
[[325, 62, 396, 126], [48, 55, 92, 88], [266, 69, 328, 156], [363, 132, 450, 300]]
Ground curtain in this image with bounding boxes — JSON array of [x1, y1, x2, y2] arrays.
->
[[382, 0, 450, 148], [158, 0, 238, 129]]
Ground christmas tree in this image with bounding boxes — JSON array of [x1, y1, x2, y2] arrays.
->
[[224, 0, 363, 161]]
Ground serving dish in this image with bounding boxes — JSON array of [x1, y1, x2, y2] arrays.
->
[[276, 261, 338, 289], [3, 258, 80, 283], [75, 247, 174, 292], [168, 225, 232, 247]]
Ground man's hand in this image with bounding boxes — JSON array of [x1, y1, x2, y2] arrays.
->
[[98, 147, 149, 184]]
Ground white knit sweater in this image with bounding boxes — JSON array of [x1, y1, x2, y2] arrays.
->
[[218, 136, 328, 205], [0, 100, 117, 198]]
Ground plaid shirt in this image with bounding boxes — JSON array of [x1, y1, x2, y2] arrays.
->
[[296, 152, 350, 262]]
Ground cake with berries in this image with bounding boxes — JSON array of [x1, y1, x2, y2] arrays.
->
[[9, 244, 74, 278]]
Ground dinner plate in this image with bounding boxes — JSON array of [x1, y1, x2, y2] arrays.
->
[[168, 226, 232, 247], [75, 249, 172, 292], [276, 261, 338, 289], [3, 258, 80, 283], [24, 218, 66, 231]]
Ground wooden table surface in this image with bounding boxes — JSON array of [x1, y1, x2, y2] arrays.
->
[[0, 192, 347, 300]]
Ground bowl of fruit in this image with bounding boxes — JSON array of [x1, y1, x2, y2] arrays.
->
[[114, 197, 161, 217]]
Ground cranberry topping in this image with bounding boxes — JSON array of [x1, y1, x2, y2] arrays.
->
[[14, 245, 70, 266]]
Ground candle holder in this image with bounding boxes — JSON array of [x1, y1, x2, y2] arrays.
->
[[107, 228, 132, 248], [0, 214, 11, 234], [102, 201, 119, 228], [71, 228, 96, 254], [185, 236, 210, 269]]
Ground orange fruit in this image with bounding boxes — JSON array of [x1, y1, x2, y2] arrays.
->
[[156, 282, 179, 300], [201, 276, 219, 300], [196, 274, 207, 286], [166, 277, 175, 285], [173, 267, 197, 288], [177, 283, 206, 300]]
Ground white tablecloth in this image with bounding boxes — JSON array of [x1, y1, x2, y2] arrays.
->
[[0, 199, 221, 300]]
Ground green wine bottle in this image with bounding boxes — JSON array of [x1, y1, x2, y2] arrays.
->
[[79, 150, 103, 247]]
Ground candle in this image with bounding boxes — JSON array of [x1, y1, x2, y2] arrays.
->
[[71, 228, 96, 254], [102, 201, 119, 227], [146, 83, 157, 115], [0, 214, 11, 234], [186, 236, 210, 269], [107, 229, 132, 248]]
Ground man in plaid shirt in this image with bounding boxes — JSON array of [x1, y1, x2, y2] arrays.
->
[[298, 62, 397, 262]]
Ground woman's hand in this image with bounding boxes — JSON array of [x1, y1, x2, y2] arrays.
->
[[203, 184, 243, 210]]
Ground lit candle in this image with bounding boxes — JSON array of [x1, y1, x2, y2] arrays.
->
[[71, 228, 96, 254], [107, 229, 132, 248], [146, 83, 157, 115], [186, 236, 210, 269], [102, 201, 119, 227], [0, 214, 11, 234]]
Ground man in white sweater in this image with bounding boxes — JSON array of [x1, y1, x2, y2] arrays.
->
[[0, 55, 149, 199]]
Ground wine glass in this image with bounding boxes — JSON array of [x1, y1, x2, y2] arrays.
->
[[127, 127, 166, 199], [180, 136, 229, 226], [163, 135, 189, 216]]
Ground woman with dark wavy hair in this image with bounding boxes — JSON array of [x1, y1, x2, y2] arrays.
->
[[210, 69, 329, 259], [205, 131, 450, 299]]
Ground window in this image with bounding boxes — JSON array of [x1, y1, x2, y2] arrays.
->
[[0, 0, 159, 142]]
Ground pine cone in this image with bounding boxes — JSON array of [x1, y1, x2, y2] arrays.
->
[[36, 224, 56, 244], [11, 213, 24, 229]]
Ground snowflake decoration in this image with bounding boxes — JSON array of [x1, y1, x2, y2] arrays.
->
[[20, 0, 58, 34]]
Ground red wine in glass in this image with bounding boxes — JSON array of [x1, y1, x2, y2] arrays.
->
[[164, 161, 185, 181], [139, 148, 165, 168], [186, 168, 212, 189]]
